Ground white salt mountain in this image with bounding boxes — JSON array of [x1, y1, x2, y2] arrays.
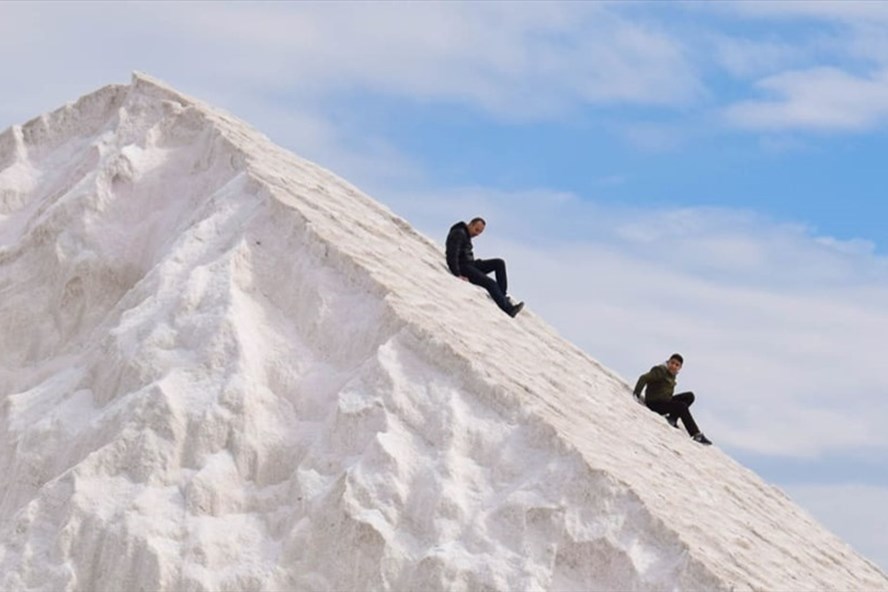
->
[[0, 74, 883, 592]]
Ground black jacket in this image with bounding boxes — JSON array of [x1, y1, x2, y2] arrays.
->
[[445, 222, 474, 276]]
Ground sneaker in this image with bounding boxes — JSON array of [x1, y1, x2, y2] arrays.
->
[[508, 301, 525, 317], [692, 433, 712, 446], [666, 416, 679, 429]]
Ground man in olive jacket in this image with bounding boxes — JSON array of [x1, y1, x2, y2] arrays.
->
[[446, 217, 524, 317], [634, 353, 712, 445]]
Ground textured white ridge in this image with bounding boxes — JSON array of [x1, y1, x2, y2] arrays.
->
[[0, 72, 884, 591]]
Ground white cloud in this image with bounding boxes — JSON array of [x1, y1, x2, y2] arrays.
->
[[844, 23, 888, 66], [723, 67, 888, 131], [785, 483, 888, 570], [706, 1, 888, 133], [0, 2, 704, 129], [196, 2, 704, 114], [725, 1, 888, 25], [708, 34, 808, 79], [9, 1, 888, 145]]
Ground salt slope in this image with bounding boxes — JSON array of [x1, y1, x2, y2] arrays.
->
[[0, 73, 883, 592]]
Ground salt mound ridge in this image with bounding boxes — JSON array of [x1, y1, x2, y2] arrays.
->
[[0, 73, 884, 591]]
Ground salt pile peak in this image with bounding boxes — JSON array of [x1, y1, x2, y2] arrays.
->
[[0, 73, 884, 591]]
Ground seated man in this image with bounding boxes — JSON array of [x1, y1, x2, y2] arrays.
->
[[446, 217, 524, 317], [633, 353, 712, 445]]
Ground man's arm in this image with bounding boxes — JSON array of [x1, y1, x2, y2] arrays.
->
[[445, 228, 465, 276], [633, 372, 650, 398]]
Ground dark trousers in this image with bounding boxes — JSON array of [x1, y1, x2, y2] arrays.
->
[[464, 258, 509, 312], [647, 392, 700, 436]]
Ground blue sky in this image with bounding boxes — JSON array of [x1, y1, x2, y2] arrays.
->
[[2, 0, 888, 573]]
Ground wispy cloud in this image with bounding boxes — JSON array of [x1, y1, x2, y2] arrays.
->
[[703, 1, 888, 133], [725, 1, 888, 25], [178, 2, 708, 120], [708, 34, 809, 79], [8, 1, 888, 142], [723, 67, 888, 131], [201, 2, 704, 113], [0, 2, 705, 128]]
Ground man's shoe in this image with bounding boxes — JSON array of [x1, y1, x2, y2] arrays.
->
[[692, 433, 712, 446], [508, 301, 525, 317], [666, 416, 679, 429]]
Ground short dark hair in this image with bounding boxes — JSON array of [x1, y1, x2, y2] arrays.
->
[[669, 353, 684, 364], [469, 217, 486, 226]]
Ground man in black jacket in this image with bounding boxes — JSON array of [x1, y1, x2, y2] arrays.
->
[[446, 217, 524, 317]]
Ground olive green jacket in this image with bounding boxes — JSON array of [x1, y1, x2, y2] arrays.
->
[[633, 364, 676, 403]]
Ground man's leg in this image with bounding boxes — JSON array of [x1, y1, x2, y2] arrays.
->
[[668, 392, 696, 432], [463, 264, 511, 313], [672, 392, 695, 406], [669, 393, 700, 436], [647, 395, 700, 436], [472, 258, 508, 296]]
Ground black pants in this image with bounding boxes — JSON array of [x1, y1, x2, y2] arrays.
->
[[464, 258, 510, 312], [647, 392, 700, 436]]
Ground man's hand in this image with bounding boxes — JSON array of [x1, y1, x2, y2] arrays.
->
[[633, 391, 645, 405]]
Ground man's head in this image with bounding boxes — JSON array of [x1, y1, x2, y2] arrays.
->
[[666, 353, 684, 375], [467, 217, 486, 238]]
